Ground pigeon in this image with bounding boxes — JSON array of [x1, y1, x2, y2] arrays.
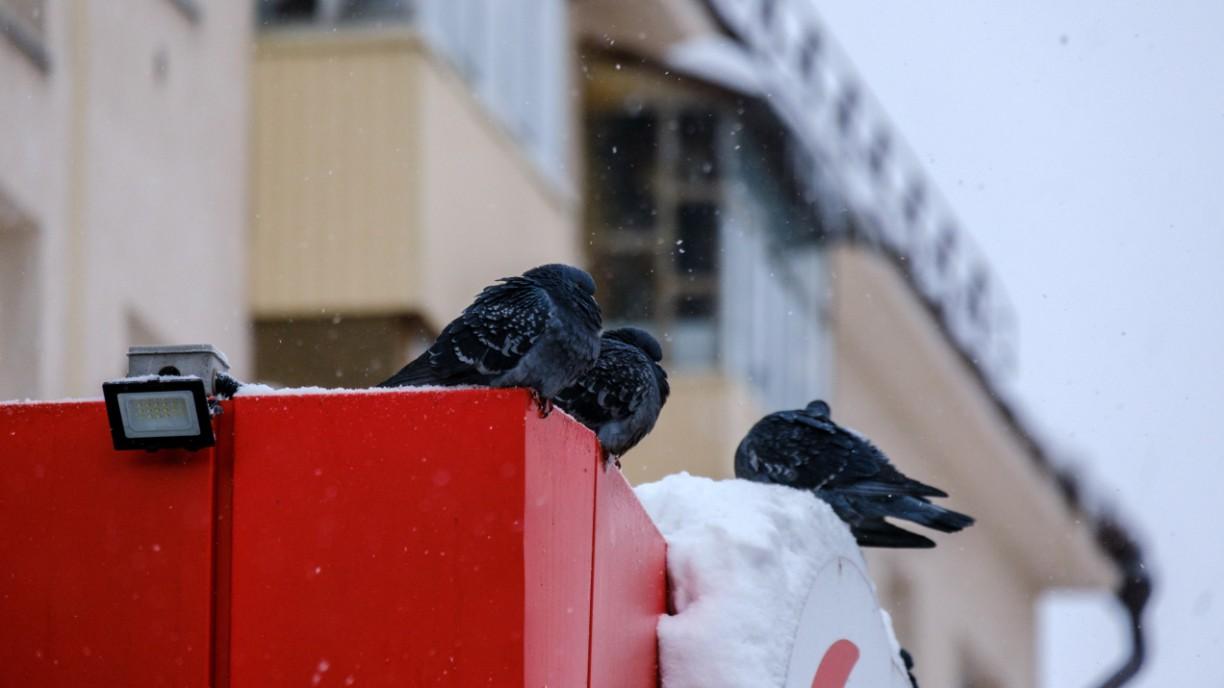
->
[[555, 327, 670, 466], [734, 400, 974, 548], [376, 264, 603, 412]]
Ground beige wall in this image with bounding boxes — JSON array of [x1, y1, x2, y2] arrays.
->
[[0, 1, 251, 399], [251, 31, 422, 317], [828, 245, 1116, 687], [620, 372, 764, 485], [251, 28, 578, 330], [0, 0, 70, 400], [253, 314, 430, 388], [415, 43, 580, 327]]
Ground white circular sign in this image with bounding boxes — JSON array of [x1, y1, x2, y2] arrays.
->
[[784, 557, 911, 688]]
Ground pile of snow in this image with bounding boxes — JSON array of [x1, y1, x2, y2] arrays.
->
[[233, 383, 475, 397], [1, 382, 440, 405], [0, 397, 104, 405], [231, 383, 585, 426], [635, 473, 900, 688]]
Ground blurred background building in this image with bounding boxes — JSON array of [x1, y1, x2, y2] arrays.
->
[[0, 1, 1146, 686], [0, 0, 251, 400]]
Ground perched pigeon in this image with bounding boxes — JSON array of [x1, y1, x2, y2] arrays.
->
[[734, 400, 974, 548], [555, 327, 670, 465], [377, 264, 602, 411]]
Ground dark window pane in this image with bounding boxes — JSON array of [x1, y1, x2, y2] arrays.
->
[[670, 318, 718, 367], [339, 0, 413, 22], [594, 252, 656, 320], [675, 293, 715, 319], [678, 109, 719, 181], [675, 202, 719, 274], [258, 0, 316, 24], [589, 111, 658, 231]]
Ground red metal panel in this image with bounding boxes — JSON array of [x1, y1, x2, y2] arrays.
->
[[589, 467, 668, 688], [0, 401, 216, 688], [523, 407, 599, 687], [210, 403, 236, 688], [227, 389, 597, 687], [0, 391, 668, 688]]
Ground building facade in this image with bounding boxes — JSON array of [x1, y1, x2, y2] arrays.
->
[[0, 0, 251, 400], [0, 1, 1143, 686]]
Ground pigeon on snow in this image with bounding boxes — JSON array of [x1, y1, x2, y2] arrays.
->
[[735, 400, 974, 548], [377, 264, 602, 411], [555, 327, 670, 465]]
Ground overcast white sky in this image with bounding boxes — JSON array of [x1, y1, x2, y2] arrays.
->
[[814, 1, 1224, 685]]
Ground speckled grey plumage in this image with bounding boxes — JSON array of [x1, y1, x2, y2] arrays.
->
[[735, 400, 974, 548], [377, 264, 602, 400], [555, 327, 670, 460]]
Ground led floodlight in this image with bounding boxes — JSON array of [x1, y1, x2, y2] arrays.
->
[[102, 344, 231, 451], [103, 377, 214, 451]]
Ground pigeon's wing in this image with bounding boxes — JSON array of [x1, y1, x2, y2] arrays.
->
[[432, 277, 554, 381], [733, 411, 855, 488], [380, 278, 553, 387], [377, 351, 439, 387], [739, 415, 834, 485], [556, 342, 653, 426], [817, 431, 948, 498], [744, 412, 938, 497]]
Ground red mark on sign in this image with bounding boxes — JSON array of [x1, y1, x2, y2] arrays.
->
[[810, 639, 860, 688]]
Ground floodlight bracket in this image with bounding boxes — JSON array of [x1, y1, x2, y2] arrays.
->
[[126, 344, 230, 396]]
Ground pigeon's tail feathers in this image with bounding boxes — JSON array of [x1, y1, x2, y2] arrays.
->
[[926, 505, 975, 533], [894, 496, 975, 533], [376, 355, 437, 388], [900, 476, 950, 499], [853, 520, 936, 549], [839, 479, 948, 499]]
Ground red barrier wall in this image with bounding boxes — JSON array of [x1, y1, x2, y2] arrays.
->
[[0, 389, 666, 688], [0, 401, 218, 688]]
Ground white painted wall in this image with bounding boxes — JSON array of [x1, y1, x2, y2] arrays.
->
[[0, 1, 251, 399]]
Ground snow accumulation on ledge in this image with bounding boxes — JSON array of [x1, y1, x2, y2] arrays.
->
[[635, 472, 904, 688], [233, 383, 483, 397], [0, 383, 466, 405], [0, 397, 105, 406]]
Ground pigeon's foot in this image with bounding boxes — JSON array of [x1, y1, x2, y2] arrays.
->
[[600, 447, 622, 472], [531, 390, 554, 418]]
